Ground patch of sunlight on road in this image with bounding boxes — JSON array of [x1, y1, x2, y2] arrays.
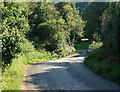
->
[[47, 66, 66, 69], [39, 64, 66, 74], [49, 54, 85, 63]]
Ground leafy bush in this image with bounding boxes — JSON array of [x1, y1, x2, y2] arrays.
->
[[55, 45, 75, 57], [19, 38, 35, 53], [89, 41, 103, 50], [51, 52, 58, 58], [2, 38, 58, 90], [2, 30, 21, 66], [2, 2, 30, 67]]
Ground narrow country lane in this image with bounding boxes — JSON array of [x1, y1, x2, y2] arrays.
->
[[24, 50, 119, 90]]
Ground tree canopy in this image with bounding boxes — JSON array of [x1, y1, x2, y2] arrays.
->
[[1, 2, 85, 66]]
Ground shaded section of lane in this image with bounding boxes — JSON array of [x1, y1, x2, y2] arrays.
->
[[24, 51, 119, 90], [25, 62, 92, 90]]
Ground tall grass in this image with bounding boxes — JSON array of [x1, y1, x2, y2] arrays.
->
[[84, 48, 120, 84], [2, 38, 76, 90], [2, 39, 56, 90]]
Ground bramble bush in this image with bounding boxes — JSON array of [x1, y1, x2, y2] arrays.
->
[[2, 29, 21, 67], [1, 2, 30, 67]]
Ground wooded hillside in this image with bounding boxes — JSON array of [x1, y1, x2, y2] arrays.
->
[[1, 2, 120, 90]]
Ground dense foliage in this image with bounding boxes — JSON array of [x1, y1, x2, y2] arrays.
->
[[83, 2, 120, 84], [76, 2, 88, 14], [2, 2, 85, 66], [101, 2, 119, 56], [81, 2, 108, 41], [27, 2, 85, 57], [1, 2, 120, 90], [1, 2, 85, 89], [1, 2, 30, 66]]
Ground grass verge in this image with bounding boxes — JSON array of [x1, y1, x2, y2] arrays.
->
[[2, 39, 57, 90], [84, 48, 120, 84], [2, 38, 75, 90]]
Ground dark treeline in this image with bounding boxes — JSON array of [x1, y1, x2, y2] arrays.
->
[[82, 2, 108, 41], [76, 2, 120, 84], [27, 2, 85, 53], [77, 2, 119, 57]]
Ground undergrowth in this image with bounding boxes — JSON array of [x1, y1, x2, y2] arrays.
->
[[2, 38, 75, 90], [75, 41, 90, 50], [2, 39, 57, 90], [84, 48, 120, 84]]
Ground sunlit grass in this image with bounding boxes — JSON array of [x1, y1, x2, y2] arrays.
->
[[2, 39, 57, 90], [2, 51, 57, 90]]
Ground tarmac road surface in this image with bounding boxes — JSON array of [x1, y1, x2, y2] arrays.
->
[[24, 50, 119, 90]]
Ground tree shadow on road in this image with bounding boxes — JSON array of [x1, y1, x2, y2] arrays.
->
[[24, 61, 86, 90], [24, 53, 119, 91]]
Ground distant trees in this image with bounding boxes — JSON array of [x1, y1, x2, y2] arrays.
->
[[81, 2, 119, 55], [81, 2, 108, 41], [3, 1, 119, 67], [76, 2, 88, 14], [83, 2, 120, 84], [77, 2, 119, 56], [28, 2, 85, 56], [2, 2, 85, 66]]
